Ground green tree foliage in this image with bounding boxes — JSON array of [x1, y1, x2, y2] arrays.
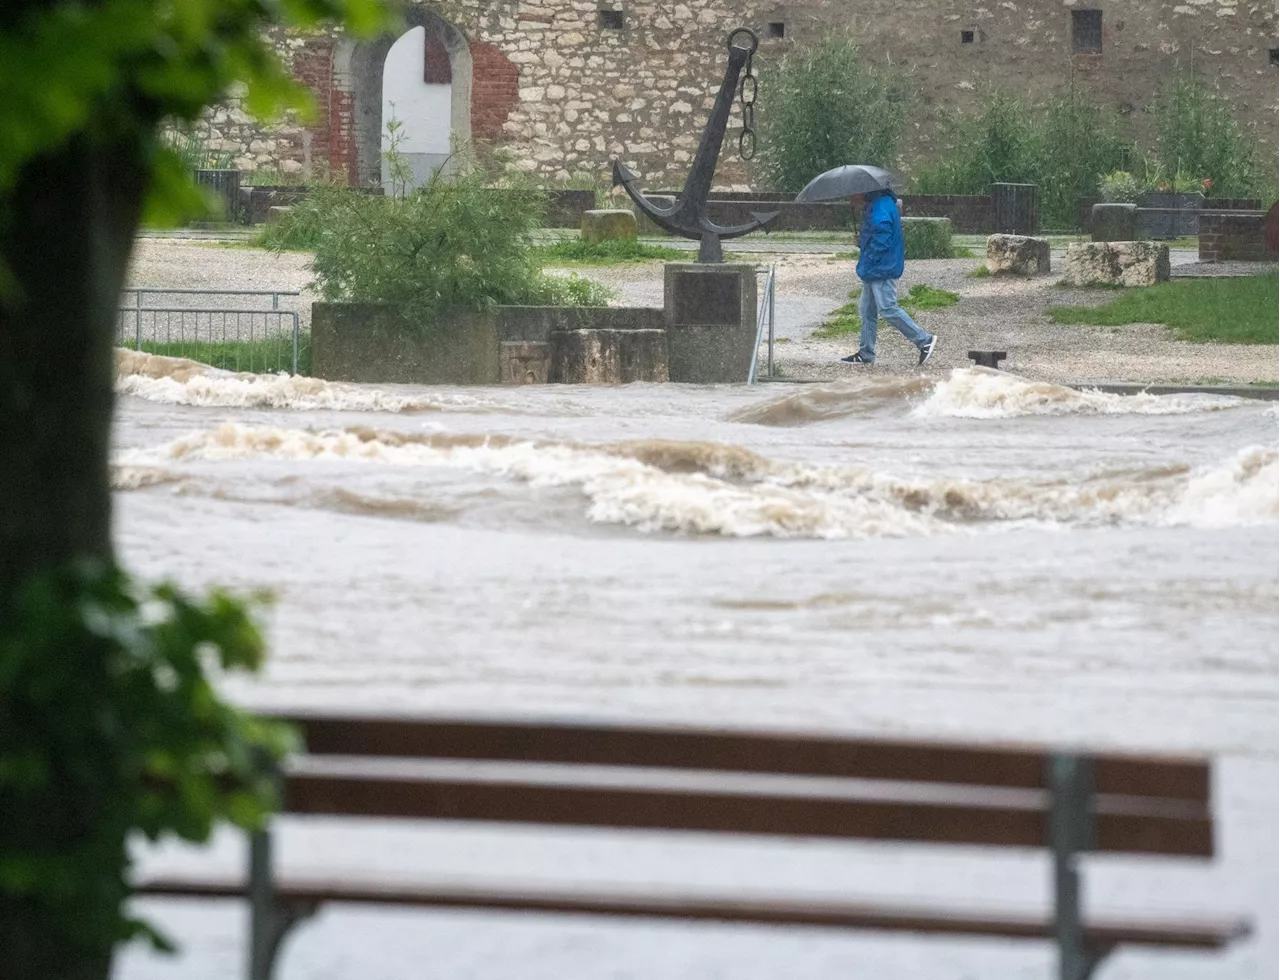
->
[[755, 35, 912, 192], [272, 157, 611, 312], [1149, 71, 1263, 198], [910, 90, 1043, 195]]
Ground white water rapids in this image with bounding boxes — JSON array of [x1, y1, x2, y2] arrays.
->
[[114, 351, 1277, 980]]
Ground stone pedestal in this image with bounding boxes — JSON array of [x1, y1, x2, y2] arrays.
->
[[500, 341, 551, 384], [1062, 242, 1171, 287], [549, 329, 668, 383], [985, 234, 1050, 276], [581, 209, 638, 244], [663, 263, 757, 384], [1091, 204, 1138, 242]]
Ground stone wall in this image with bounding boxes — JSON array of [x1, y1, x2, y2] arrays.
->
[[1198, 211, 1272, 261], [190, 0, 1277, 190]]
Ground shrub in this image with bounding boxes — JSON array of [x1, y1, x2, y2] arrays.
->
[[1099, 170, 1142, 203], [755, 34, 913, 192], [910, 87, 1130, 227], [902, 217, 954, 259], [265, 154, 610, 313], [1149, 71, 1262, 198], [910, 89, 1042, 195], [1038, 88, 1130, 226]]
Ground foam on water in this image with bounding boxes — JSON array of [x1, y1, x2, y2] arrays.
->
[[118, 423, 1278, 539], [915, 367, 1245, 419], [114, 349, 492, 413]]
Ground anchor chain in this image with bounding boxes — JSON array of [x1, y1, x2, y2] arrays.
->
[[730, 28, 759, 160]]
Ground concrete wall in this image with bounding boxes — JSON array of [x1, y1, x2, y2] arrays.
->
[[312, 303, 668, 384]]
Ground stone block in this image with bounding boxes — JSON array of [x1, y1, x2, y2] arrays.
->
[[664, 263, 757, 384], [1061, 242, 1171, 288], [500, 341, 551, 384], [581, 209, 638, 244], [549, 329, 669, 384], [1091, 204, 1138, 242], [985, 234, 1051, 276], [266, 205, 293, 224]]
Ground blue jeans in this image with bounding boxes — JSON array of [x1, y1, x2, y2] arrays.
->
[[857, 278, 931, 362]]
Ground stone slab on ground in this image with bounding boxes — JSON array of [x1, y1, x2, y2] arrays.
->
[[1061, 241, 1170, 287], [581, 209, 638, 244], [986, 235, 1050, 276], [549, 328, 668, 383]]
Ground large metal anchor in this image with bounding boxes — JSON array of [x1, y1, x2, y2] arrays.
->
[[612, 27, 778, 263]]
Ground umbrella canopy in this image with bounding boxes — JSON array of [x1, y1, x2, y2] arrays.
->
[[794, 165, 895, 203]]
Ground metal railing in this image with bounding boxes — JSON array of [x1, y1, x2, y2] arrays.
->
[[117, 287, 305, 375], [747, 264, 776, 384]]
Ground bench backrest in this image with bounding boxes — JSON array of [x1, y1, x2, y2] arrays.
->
[[270, 714, 1213, 858]]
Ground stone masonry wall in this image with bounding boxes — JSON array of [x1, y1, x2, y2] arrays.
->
[[188, 0, 1278, 191]]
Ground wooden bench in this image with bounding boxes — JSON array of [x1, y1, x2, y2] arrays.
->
[[137, 713, 1249, 980]]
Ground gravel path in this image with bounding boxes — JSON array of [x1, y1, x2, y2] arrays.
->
[[126, 239, 1277, 386]]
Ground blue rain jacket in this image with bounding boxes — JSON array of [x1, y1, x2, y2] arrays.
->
[[856, 189, 905, 281]]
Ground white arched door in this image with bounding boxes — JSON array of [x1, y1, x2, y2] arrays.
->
[[381, 26, 452, 191]]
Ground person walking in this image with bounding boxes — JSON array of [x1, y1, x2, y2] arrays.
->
[[841, 188, 937, 366]]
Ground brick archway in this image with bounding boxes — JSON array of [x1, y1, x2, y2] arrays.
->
[[334, 9, 472, 187]]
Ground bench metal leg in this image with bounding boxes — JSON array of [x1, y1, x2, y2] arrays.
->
[[248, 828, 318, 980], [1049, 754, 1107, 980]]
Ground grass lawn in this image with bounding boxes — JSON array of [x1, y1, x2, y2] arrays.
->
[[533, 238, 689, 265], [1050, 273, 1278, 344], [813, 285, 959, 338], [129, 337, 311, 375]]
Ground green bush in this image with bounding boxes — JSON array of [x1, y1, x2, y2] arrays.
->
[[910, 87, 1130, 228], [902, 217, 954, 259], [1099, 170, 1142, 203], [910, 89, 1042, 195], [264, 157, 611, 313], [755, 34, 912, 192], [1149, 71, 1262, 198], [1038, 88, 1130, 227]]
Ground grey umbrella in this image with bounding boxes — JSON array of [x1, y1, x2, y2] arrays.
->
[[794, 165, 895, 203]]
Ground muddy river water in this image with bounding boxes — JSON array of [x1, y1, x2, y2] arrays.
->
[[112, 355, 1277, 980]]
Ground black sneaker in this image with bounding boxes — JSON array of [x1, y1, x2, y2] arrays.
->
[[841, 353, 873, 364], [918, 335, 937, 366]]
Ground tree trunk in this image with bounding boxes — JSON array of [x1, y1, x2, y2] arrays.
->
[[0, 134, 148, 609], [0, 133, 151, 980]]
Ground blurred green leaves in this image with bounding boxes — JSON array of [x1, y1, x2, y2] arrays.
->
[[0, 560, 291, 955], [0, 0, 391, 198]]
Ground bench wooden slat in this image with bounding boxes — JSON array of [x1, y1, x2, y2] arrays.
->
[[274, 714, 1210, 804], [136, 875, 1248, 950], [281, 771, 1214, 857]]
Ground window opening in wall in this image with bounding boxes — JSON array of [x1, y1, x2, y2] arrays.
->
[[598, 9, 625, 29], [768, 22, 786, 38], [1071, 9, 1102, 54], [1270, 48, 1278, 65], [961, 29, 975, 43]]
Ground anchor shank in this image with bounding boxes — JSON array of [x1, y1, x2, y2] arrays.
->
[[673, 42, 751, 226]]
